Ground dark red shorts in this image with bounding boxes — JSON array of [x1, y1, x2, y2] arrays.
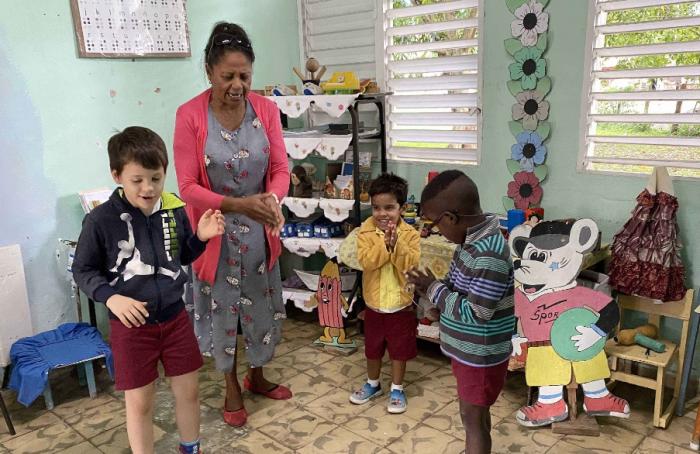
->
[[364, 307, 417, 361], [109, 309, 203, 391], [451, 359, 509, 407]]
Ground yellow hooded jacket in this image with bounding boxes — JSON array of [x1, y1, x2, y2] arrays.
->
[[357, 217, 421, 312]]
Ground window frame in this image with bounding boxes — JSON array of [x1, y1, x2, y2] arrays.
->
[[378, 0, 484, 165], [578, 0, 700, 180]]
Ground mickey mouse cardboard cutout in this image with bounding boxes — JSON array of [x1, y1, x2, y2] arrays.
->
[[508, 219, 630, 427]]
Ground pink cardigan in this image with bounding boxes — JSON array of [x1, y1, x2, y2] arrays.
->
[[173, 89, 289, 284]]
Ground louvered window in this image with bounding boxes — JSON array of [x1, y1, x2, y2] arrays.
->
[[383, 0, 481, 163], [299, 0, 378, 80], [580, 0, 700, 178]]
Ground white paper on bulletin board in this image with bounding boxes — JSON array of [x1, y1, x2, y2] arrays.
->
[[70, 0, 191, 58], [0, 245, 33, 367]]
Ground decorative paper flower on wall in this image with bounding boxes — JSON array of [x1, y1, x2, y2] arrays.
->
[[507, 171, 543, 209], [511, 1, 549, 46], [509, 47, 546, 90], [511, 131, 547, 172], [512, 90, 549, 130]]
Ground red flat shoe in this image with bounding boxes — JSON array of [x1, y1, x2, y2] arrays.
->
[[223, 406, 247, 427], [243, 376, 293, 400]]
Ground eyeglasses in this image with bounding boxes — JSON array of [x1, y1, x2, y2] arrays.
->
[[212, 33, 251, 49], [427, 211, 486, 235]]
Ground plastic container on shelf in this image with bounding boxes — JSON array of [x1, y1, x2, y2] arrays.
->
[[314, 221, 343, 239], [281, 222, 297, 238]]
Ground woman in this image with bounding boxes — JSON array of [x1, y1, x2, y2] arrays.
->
[[173, 22, 292, 428]]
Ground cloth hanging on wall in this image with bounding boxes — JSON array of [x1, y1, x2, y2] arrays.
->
[[609, 167, 686, 302]]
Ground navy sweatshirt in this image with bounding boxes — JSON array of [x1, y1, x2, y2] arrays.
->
[[72, 188, 206, 324]]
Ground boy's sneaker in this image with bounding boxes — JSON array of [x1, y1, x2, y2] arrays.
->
[[349, 382, 382, 405], [387, 389, 407, 414]]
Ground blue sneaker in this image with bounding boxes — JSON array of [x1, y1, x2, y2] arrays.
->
[[387, 389, 407, 414], [349, 382, 382, 405]]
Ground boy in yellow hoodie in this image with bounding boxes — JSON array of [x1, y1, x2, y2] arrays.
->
[[349, 173, 420, 413]]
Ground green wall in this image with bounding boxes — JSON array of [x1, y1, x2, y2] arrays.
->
[[0, 0, 300, 332], [389, 0, 699, 290], [388, 0, 700, 367]]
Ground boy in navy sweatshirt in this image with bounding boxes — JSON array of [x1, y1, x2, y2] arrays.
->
[[72, 126, 224, 454]]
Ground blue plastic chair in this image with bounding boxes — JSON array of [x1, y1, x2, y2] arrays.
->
[[8, 323, 113, 410]]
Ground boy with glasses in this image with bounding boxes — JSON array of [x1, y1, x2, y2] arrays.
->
[[407, 170, 515, 454]]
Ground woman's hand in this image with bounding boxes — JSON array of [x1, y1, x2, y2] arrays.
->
[[226, 193, 283, 230], [197, 209, 226, 241], [106, 295, 149, 328], [262, 194, 285, 236]]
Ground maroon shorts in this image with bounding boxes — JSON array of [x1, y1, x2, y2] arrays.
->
[[109, 309, 203, 391], [451, 359, 509, 407], [364, 307, 417, 361]]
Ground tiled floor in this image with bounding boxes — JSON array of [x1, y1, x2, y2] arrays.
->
[[1, 315, 699, 453]]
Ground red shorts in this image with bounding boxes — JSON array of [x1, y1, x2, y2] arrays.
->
[[451, 359, 509, 407], [109, 309, 203, 391], [364, 307, 417, 361]]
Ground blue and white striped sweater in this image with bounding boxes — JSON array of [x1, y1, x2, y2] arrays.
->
[[427, 215, 515, 367]]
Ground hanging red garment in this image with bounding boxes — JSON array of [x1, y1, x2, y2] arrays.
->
[[609, 167, 686, 302]]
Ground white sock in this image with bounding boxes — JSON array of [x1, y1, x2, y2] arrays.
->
[[581, 379, 609, 399], [537, 385, 563, 404], [367, 378, 380, 388], [391, 383, 404, 392]]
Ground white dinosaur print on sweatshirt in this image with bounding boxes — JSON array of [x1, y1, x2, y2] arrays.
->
[[109, 212, 180, 285]]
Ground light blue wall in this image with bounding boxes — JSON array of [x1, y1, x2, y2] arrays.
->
[[0, 0, 300, 332]]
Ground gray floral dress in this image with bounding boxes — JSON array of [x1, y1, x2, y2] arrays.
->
[[188, 102, 285, 372]]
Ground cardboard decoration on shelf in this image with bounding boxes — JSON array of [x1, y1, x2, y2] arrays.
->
[[508, 219, 630, 434], [304, 260, 356, 349]]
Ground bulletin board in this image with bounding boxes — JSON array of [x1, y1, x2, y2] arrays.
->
[[69, 0, 191, 58]]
